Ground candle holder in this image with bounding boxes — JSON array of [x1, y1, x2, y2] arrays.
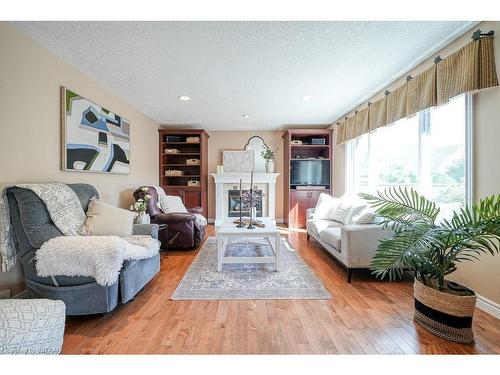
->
[[247, 186, 255, 230], [236, 178, 245, 228]]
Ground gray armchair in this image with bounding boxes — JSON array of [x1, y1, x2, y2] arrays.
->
[[6, 184, 160, 315]]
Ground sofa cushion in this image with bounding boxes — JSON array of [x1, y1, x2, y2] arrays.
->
[[313, 193, 338, 220], [80, 198, 137, 237], [307, 219, 342, 236], [318, 227, 341, 252]]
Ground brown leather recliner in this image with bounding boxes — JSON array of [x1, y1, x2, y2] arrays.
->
[[133, 186, 206, 249]]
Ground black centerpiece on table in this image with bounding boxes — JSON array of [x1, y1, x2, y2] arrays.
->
[[247, 171, 255, 229], [236, 178, 245, 228]]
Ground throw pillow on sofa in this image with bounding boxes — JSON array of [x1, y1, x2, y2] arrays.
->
[[160, 195, 189, 214], [80, 198, 137, 237], [345, 203, 367, 225], [329, 192, 363, 224], [351, 208, 377, 224], [330, 198, 352, 224], [313, 193, 338, 220]]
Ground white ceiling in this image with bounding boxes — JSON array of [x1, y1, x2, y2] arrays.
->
[[13, 21, 475, 130]]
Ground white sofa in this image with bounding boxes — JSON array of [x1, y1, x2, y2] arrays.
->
[[306, 193, 392, 283]]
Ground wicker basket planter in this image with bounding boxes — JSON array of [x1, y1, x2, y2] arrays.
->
[[413, 278, 476, 344]]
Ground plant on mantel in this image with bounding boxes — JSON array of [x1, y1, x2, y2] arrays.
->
[[361, 187, 500, 343], [261, 146, 278, 173]]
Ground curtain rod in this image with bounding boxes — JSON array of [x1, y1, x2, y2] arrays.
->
[[472, 29, 494, 41]]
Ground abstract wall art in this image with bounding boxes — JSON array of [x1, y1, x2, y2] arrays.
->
[[61, 87, 130, 174], [222, 150, 254, 173]]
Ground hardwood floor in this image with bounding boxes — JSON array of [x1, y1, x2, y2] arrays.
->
[[62, 225, 500, 354]]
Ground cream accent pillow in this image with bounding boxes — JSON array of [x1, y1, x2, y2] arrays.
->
[[330, 193, 355, 224], [313, 193, 338, 220], [80, 198, 137, 237], [346, 203, 367, 225], [330, 202, 352, 224], [352, 208, 377, 225], [161, 195, 188, 213]]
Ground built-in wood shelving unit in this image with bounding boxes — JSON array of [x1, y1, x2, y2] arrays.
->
[[282, 129, 333, 229], [158, 129, 209, 215]]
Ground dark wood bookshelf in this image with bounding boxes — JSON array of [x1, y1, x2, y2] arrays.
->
[[282, 129, 333, 229], [159, 129, 209, 215]]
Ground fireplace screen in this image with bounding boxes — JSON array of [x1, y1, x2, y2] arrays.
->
[[227, 190, 262, 217]]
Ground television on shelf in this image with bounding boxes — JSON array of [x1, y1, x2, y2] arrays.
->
[[290, 159, 329, 187]]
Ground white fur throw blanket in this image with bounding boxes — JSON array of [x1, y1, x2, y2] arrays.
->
[[36, 235, 160, 286]]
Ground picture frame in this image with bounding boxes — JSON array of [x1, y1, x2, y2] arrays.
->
[[222, 150, 255, 173], [61, 86, 130, 174]]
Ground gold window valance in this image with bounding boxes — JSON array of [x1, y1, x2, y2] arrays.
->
[[334, 30, 498, 144], [369, 97, 387, 131], [354, 107, 369, 138], [336, 122, 346, 145], [407, 65, 437, 114], [344, 115, 357, 143], [386, 84, 408, 124]]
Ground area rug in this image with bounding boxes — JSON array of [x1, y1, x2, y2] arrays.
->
[[171, 236, 331, 300]]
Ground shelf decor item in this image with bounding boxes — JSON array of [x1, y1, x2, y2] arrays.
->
[[187, 180, 200, 187], [164, 148, 180, 154], [165, 170, 184, 176], [61, 87, 130, 174], [363, 187, 500, 344], [186, 136, 200, 143], [186, 158, 200, 166]]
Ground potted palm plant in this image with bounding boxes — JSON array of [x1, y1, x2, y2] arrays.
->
[[361, 187, 500, 344]]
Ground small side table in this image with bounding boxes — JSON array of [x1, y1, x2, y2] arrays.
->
[[158, 224, 168, 252]]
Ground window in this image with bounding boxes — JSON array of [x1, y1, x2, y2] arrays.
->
[[346, 94, 472, 215]]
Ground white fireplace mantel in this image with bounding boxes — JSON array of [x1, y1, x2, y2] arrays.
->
[[211, 173, 280, 226]]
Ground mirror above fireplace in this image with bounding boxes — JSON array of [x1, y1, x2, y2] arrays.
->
[[244, 135, 268, 173]]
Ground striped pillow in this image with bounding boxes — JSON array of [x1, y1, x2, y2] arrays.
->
[[352, 208, 376, 224], [330, 199, 353, 224]]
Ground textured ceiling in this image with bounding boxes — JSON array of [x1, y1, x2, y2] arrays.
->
[[13, 21, 475, 130]]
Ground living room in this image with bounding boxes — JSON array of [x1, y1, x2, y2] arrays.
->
[[1, 0, 500, 371]]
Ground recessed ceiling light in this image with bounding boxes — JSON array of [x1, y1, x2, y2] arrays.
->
[[241, 114, 249, 118], [301, 95, 312, 101], [178, 95, 191, 101]]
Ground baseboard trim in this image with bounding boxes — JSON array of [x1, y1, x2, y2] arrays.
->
[[476, 294, 500, 319]]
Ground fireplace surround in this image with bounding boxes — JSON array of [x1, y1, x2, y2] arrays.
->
[[211, 173, 279, 226]]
